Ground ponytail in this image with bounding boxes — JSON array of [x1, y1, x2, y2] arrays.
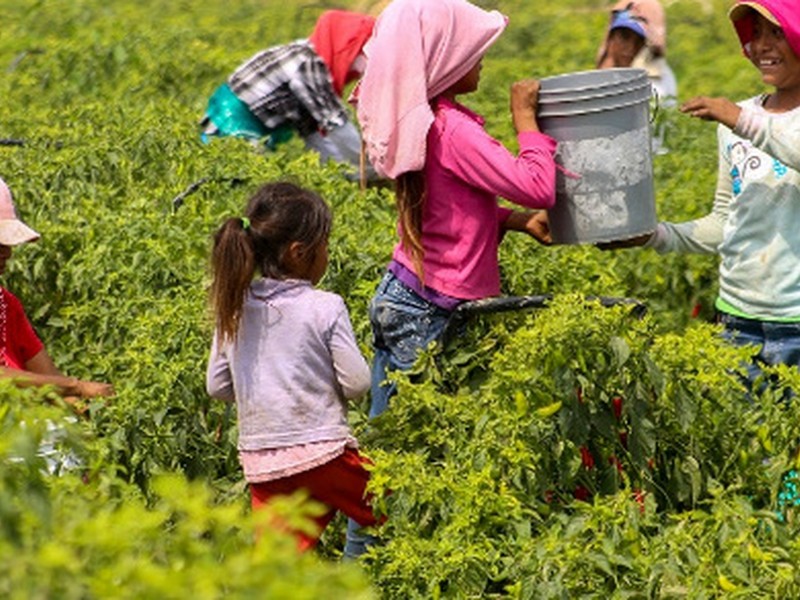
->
[[209, 181, 332, 343], [395, 170, 426, 281], [210, 218, 256, 344]]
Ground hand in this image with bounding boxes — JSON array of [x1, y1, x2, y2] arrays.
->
[[506, 210, 552, 245], [66, 380, 114, 417], [680, 96, 741, 129], [511, 79, 541, 133], [73, 379, 115, 399], [596, 233, 653, 250]]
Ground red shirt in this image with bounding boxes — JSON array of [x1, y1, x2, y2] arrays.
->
[[0, 287, 44, 369]]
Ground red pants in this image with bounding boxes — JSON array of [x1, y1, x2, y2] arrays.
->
[[250, 447, 381, 551]]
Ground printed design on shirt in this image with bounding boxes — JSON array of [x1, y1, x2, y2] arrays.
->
[[773, 159, 788, 178], [728, 140, 788, 196]]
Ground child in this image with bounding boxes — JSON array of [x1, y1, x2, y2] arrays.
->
[[353, 0, 558, 417], [596, 0, 678, 104], [611, 0, 800, 380], [0, 176, 114, 406], [205, 181, 380, 552], [200, 10, 377, 179]]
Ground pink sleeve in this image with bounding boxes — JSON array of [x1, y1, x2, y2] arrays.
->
[[442, 121, 557, 210]]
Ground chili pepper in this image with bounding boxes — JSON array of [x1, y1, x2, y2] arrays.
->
[[633, 489, 646, 514], [573, 485, 591, 502], [612, 396, 623, 420], [580, 445, 595, 470]]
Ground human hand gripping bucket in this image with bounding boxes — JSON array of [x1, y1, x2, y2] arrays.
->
[[537, 68, 657, 245]]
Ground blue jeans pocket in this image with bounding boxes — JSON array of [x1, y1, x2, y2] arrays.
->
[[368, 272, 452, 418], [369, 272, 451, 368]]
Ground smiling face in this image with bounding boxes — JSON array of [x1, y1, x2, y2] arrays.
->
[[749, 13, 800, 97]]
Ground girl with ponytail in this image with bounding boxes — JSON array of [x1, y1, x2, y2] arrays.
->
[[207, 181, 381, 552]]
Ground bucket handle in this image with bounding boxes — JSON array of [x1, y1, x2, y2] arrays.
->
[[650, 88, 660, 124]]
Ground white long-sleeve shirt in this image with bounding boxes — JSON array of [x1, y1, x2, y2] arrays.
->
[[648, 96, 800, 320], [206, 278, 370, 451]]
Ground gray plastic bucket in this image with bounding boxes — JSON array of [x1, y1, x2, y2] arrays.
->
[[538, 68, 656, 245]]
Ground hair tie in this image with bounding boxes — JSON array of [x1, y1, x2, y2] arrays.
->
[[240, 217, 250, 231]]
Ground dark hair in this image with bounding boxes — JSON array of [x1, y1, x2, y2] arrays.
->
[[395, 170, 426, 281], [210, 181, 332, 342]]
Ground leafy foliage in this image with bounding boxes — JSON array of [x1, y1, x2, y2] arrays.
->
[[2, 0, 799, 597], [0, 384, 374, 598]]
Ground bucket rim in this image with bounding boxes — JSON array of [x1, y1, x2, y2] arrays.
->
[[539, 67, 649, 94], [537, 80, 652, 105], [538, 94, 651, 118], [539, 76, 650, 96]]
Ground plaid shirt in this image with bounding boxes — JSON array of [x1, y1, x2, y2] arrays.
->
[[228, 41, 349, 137]]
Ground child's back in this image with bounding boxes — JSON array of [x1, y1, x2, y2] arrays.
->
[[207, 277, 368, 449], [206, 181, 379, 552]]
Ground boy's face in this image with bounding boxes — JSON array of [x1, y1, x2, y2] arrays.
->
[[606, 28, 646, 68], [749, 13, 800, 94]]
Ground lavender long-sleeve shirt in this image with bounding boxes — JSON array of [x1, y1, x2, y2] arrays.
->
[[392, 97, 557, 300], [206, 278, 370, 451]]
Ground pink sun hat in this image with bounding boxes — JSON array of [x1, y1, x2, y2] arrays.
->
[[729, 0, 800, 59], [0, 177, 40, 246]]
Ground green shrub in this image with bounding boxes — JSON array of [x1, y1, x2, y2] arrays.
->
[[2, 0, 798, 596]]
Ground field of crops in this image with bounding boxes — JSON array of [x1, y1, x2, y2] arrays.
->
[[2, 0, 800, 597]]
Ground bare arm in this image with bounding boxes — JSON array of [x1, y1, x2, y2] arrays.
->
[[511, 79, 541, 134], [0, 348, 115, 400], [680, 96, 741, 129], [503, 210, 552, 245]]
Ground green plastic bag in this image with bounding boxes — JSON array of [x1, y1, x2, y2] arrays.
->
[[201, 83, 294, 150]]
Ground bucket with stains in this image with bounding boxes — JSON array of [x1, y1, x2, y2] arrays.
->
[[538, 68, 656, 245]]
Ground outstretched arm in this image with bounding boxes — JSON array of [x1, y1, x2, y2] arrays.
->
[[0, 348, 114, 403], [680, 96, 741, 129]]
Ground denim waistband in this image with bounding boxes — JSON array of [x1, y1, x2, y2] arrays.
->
[[387, 260, 463, 311]]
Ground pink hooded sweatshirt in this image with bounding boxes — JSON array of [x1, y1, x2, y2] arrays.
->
[[354, 0, 508, 179], [354, 0, 557, 300]]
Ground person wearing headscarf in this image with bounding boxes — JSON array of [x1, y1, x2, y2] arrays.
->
[[353, 0, 557, 415], [596, 0, 678, 103], [343, 0, 558, 559], [200, 10, 376, 178]]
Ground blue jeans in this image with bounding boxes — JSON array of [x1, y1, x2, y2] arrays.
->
[[367, 271, 453, 418], [719, 312, 800, 388], [344, 271, 453, 559]]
